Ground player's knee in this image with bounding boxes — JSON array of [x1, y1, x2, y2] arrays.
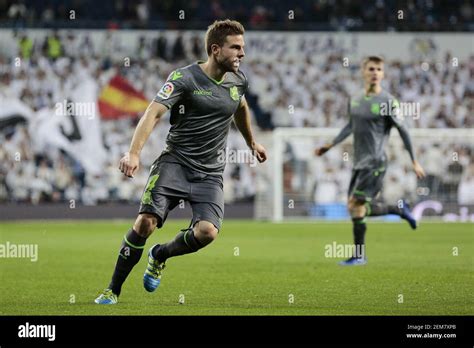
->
[[347, 197, 361, 217], [349, 202, 365, 218], [133, 214, 158, 238], [194, 221, 218, 244], [348, 197, 357, 211]]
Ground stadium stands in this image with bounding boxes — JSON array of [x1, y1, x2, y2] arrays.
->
[[0, 30, 472, 206]]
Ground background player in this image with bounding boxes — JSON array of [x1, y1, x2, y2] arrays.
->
[[315, 56, 426, 266], [95, 19, 267, 304]]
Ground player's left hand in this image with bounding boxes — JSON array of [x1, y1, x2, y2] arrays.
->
[[413, 160, 426, 179], [250, 142, 267, 163]]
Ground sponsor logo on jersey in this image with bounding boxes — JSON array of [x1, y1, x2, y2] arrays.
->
[[157, 82, 174, 99], [169, 70, 183, 81], [166, 70, 183, 81], [193, 89, 213, 96]]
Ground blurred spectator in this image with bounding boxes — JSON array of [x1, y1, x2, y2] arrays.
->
[[155, 35, 168, 61], [18, 33, 33, 59], [458, 164, 474, 205], [171, 35, 185, 62], [43, 31, 62, 60], [136, 0, 150, 26]]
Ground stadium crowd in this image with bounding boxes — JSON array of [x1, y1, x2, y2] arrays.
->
[[2, 0, 472, 31], [0, 30, 472, 208]]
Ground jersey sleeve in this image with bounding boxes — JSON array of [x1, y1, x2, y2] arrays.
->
[[386, 98, 416, 162], [331, 99, 352, 146], [240, 70, 250, 96], [244, 74, 249, 95], [153, 69, 186, 109], [386, 98, 402, 126], [331, 118, 352, 146]]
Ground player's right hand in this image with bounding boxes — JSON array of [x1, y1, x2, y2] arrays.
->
[[315, 144, 331, 156], [119, 152, 140, 178], [412, 160, 426, 179]]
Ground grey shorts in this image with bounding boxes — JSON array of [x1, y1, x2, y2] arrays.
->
[[348, 165, 386, 203], [139, 154, 224, 230]]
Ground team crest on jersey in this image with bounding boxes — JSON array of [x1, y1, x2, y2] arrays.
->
[[157, 82, 174, 99], [371, 103, 380, 115], [230, 86, 239, 101]]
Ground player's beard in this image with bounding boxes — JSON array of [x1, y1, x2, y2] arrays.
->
[[216, 54, 238, 73]]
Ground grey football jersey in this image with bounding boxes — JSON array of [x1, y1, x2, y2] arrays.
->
[[331, 89, 415, 170], [154, 62, 249, 175]]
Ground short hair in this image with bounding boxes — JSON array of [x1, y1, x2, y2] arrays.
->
[[205, 19, 245, 56], [362, 55, 384, 68]]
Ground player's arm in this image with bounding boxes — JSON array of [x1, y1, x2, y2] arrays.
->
[[316, 99, 352, 156], [233, 96, 267, 163], [119, 101, 168, 178], [388, 99, 425, 179], [315, 118, 352, 156], [392, 120, 425, 179]]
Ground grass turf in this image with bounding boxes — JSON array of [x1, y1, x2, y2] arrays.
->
[[0, 220, 472, 315]]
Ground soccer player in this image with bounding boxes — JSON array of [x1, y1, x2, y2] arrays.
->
[[95, 19, 267, 304], [315, 56, 425, 266]]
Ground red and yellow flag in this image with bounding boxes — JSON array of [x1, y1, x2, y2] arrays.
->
[[98, 75, 149, 119]]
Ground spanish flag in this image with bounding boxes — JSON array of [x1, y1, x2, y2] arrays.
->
[[98, 75, 149, 119]]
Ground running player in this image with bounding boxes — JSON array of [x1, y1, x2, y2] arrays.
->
[[315, 56, 425, 266], [95, 19, 267, 304]]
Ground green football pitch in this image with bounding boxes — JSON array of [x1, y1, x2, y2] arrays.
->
[[0, 220, 472, 315]]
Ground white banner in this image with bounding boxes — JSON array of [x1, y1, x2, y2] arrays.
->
[[27, 76, 107, 176], [0, 97, 33, 127]]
